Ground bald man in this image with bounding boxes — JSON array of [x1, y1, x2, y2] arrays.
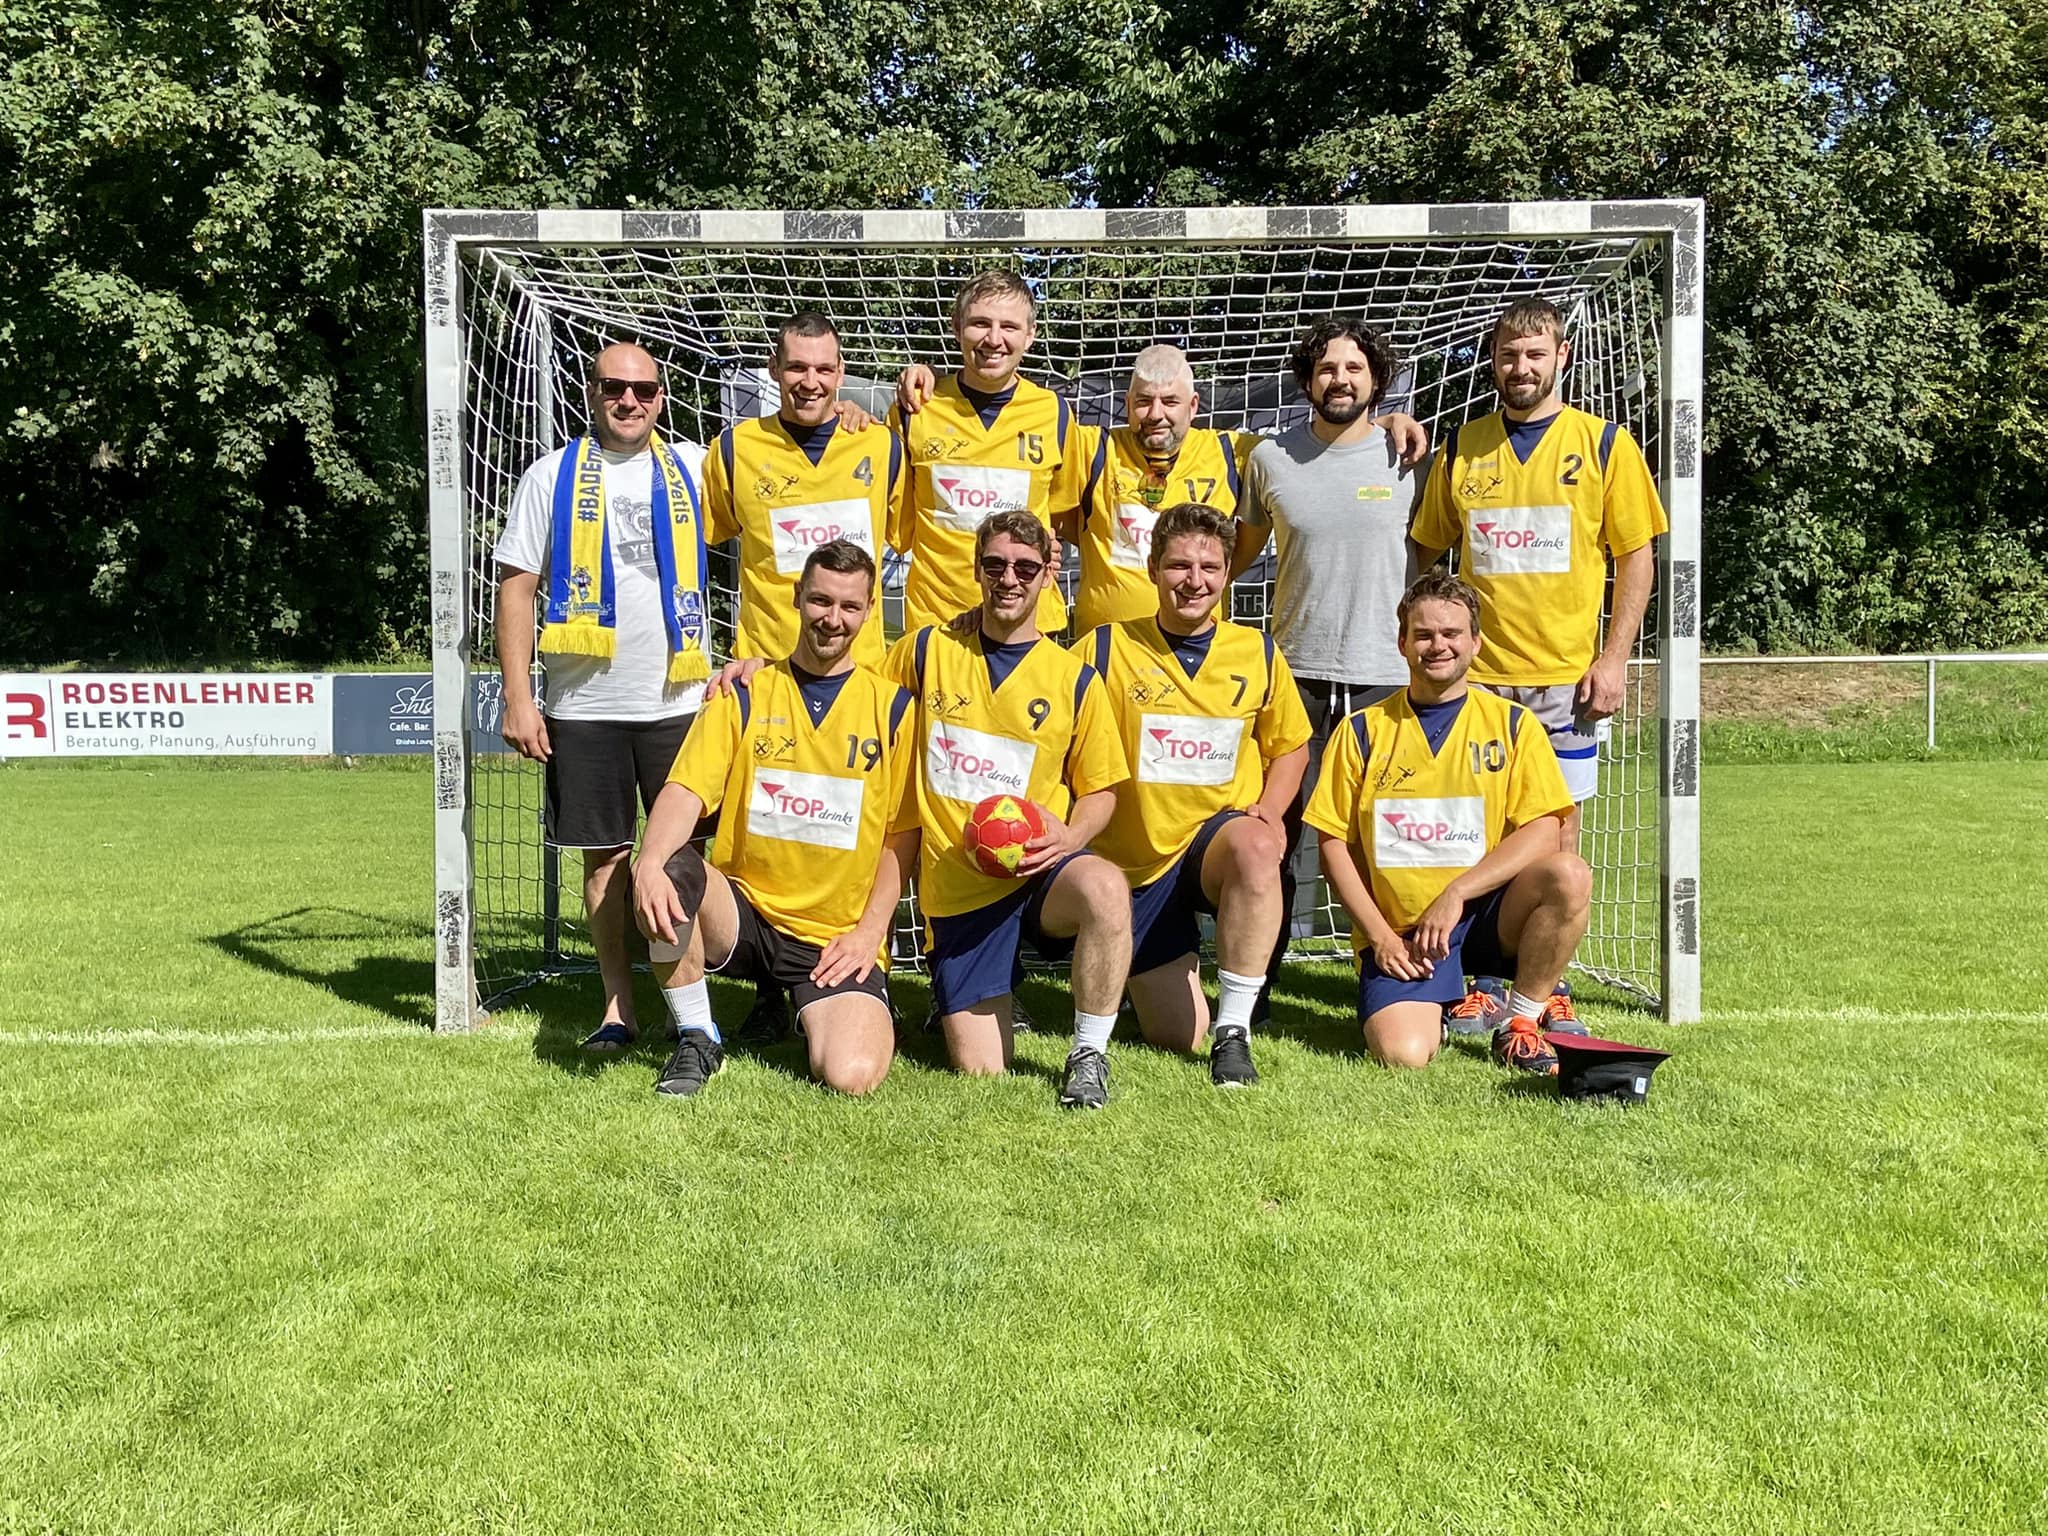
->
[[494, 342, 713, 1053]]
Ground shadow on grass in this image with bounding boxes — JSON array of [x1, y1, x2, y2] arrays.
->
[[1260, 960, 1364, 1058], [208, 907, 433, 1027]]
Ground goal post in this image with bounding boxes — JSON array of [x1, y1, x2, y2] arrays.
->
[[423, 201, 1705, 1034]]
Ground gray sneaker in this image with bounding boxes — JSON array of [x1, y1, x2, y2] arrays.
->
[[1058, 1046, 1110, 1110], [655, 1031, 725, 1097]]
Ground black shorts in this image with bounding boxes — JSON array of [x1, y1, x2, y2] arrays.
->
[[711, 885, 892, 1019], [543, 713, 694, 849]]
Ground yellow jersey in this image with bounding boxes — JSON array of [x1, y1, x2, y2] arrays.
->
[[1303, 687, 1572, 951], [1075, 617, 1310, 887], [666, 661, 915, 959], [1071, 426, 1256, 633], [1411, 406, 1667, 685], [888, 374, 1085, 634], [702, 416, 899, 665], [884, 623, 1129, 919]]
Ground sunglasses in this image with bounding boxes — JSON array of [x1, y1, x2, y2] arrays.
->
[[596, 376, 662, 403], [978, 555, 1045, 583]]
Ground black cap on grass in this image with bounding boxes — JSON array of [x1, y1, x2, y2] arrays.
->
[[1547, 1033, 1671, 1105]]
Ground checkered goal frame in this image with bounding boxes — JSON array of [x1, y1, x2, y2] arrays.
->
[[423, 203, 1704, 1031]]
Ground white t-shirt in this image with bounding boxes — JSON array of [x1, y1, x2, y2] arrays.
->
[[493, 440, 709, 722]]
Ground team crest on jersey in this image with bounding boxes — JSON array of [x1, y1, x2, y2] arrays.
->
[[1459, 456, 1505, 500], [920, 436, 967, 461], [749, 730, 796, 764], [752, 472, 801, 502]]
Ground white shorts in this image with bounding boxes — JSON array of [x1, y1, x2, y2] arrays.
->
[[1488, 683, 1608, 804]]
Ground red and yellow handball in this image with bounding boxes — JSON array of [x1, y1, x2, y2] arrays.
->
[[962, 794, 1046, 878]]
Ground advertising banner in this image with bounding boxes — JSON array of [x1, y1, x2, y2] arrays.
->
[[1, 674, 333, 756], [2, 673, 541, 758]]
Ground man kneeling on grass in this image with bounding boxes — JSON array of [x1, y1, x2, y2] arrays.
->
[[1302, 571, 1590, 1074], [631, 541, 919, 1097]]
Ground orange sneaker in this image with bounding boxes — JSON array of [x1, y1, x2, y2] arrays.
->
[[1443, 978, 1508, 1037], [1540, 982, 1588, 1038], [1490, 1016, 1560, 1076]]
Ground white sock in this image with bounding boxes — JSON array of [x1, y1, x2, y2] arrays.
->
[[1073, 1010, 1116, 1054], [662, 980, 722, 1044], [1507, 989, 1545, 1023], [1214, 969, 1264, 1036]]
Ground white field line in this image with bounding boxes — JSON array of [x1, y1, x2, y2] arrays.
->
[[1, 1006, 2045, 1047], [0, 1023, 523, 1048]]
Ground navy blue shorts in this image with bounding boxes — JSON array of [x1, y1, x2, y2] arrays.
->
[[1128, 809, 1242, 977], [1357, 886, 1515, 1019], [924, 855, 1084, 1015]]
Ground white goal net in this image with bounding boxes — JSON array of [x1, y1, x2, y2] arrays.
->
[[424, 203, 1704, 1032]]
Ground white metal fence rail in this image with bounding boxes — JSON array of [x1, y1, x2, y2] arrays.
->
[[1698, 653, 2048, 749]]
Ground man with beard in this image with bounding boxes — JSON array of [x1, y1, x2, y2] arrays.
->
[[630, 541, 918, 1098], [493, 342, 711, 1054], [1227, 315, 1422, 1021], [1409, 298, 1665, 1037]]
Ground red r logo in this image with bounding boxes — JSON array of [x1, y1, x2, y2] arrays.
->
[[5, 690, 49, 743]]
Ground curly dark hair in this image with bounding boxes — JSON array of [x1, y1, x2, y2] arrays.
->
[[1288, 314, 1397, 409]]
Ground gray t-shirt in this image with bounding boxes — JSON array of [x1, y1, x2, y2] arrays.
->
[[1240, 424, 1420, 686]]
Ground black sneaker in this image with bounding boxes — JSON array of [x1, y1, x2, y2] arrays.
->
[[1210, 1027, 1259, 1088], [733, 983, 790, 1048], [1058, 1046, 1110, 1110], [655, 1031, 725, 1097], [1010, 996, 1036, 1034]]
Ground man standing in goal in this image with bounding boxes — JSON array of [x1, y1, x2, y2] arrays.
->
[[889, 271, 1085, 634], [699, 310, 901, 1045], [1075, 504, 1310, 1087], [494, 343, 712, 1053], [630, 541, 918, 1097], [1228, 315, 1422, 1024], [1409, 298, 1667, 1034], [1305, 571, 1590, 1076], [887, 510, 1134, 1109]]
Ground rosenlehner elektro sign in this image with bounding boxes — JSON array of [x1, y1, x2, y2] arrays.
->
[[1, 674, 334, 755], [0, 674, 521, 758]]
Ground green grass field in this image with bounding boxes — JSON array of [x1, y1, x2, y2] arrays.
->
[[3, 751, 2046, 1533]]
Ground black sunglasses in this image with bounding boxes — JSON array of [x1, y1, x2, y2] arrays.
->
[[978, 555, 1045, 583], [596, 376, 662, 403]]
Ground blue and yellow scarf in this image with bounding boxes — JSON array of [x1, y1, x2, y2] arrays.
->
[[540, 432, 709, 684]]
